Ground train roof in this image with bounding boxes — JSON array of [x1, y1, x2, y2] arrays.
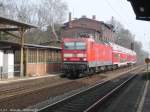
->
[[109, 42, 136, 55], [63, 37, 95, 42]]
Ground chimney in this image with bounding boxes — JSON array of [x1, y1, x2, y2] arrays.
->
[[69, 12, 72, 22], [92, 15, 96, 20]]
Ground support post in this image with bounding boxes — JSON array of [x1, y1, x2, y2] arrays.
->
[[26, 48, 29, 76], [147, 63, 149, 80], [45, 49, 47, 74], [20, 28, 25, 77], [36, 48, 38, 75], [145, 58, 150, 80]]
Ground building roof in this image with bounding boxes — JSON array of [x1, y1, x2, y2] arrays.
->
[[64, 17, 114, 31], [0, 16, 37, 29], [128, 0, 150, 21]]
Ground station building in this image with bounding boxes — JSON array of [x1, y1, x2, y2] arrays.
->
[[0, 41, 62, 78], [61, 14, 115, 42], [0, 17, 62, 79]]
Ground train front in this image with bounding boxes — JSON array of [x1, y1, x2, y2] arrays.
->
[[62, 38, 88, 78]]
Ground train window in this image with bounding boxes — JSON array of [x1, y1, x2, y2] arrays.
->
[[64, 42, 75, 49], [114, 54, 119, 58], [64, 42, 86, 50], [76, 42, 86, 50]]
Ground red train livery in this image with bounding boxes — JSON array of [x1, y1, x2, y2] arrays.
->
[[62, 37, 136, 78], [110, 42, 136, 67]]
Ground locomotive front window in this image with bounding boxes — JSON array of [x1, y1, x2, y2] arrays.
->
[[64, 42, 75, 49], [76, 42, 86, 50], [64, 42, 86, 50]]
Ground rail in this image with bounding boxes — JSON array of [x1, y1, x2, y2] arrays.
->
[[38, 73, 138, 112], [84, 74, 136, 112]]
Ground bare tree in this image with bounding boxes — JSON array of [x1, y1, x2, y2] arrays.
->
[[37, 0, 68, 40], [0, 0, 68, 43], [107, 18, 149, 63], [0, 0, 67, 25]]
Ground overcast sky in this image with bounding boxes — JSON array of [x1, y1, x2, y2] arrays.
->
[[64, 0, 150, 53]]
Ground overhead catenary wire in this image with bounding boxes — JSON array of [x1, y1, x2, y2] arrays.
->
[[105, 0, 131, 28]]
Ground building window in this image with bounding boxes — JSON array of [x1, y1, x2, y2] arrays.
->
[[57, 51, 61, 62], [47, 50, 52, 63], [28, 49, 37, 63], [14, 50, 20, 64], [38, 49, 45, 63], [51, 51, 54, 62]]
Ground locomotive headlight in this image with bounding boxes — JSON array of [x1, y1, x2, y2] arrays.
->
[[64, 58, 67, 61], [83, 58, 87, 61]]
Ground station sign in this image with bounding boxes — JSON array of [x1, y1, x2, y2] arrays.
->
[[145, 58, 150, 63]]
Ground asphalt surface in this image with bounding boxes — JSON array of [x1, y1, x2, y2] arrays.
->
[[142, 74, 150, 112], [97, 74, 146, 112]]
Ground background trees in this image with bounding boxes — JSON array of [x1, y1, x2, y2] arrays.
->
[[0, 0, 68, 43], [0, 0, 148, 62], [0, 0, 67, 25], [108, 18, 149, 63]]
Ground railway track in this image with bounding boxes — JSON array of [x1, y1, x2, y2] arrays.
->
[[0, 80, 74, 102], [0, 65, 140, 101], [97, 72, 147, 112], [0, 65, 144, 110], [37, 66, 144, 112]]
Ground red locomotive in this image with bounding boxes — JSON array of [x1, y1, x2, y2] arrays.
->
[[62, 37, 136, 78]]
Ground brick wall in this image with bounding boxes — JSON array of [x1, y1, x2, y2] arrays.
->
[[61, 17, 115, 41], [61, 27, 96, 38], [69, 18, 101, 31]]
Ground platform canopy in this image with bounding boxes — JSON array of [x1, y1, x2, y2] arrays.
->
[[128, 0, 150, 21], [0, 16, 37, 77], [0, 16, 37, 31]]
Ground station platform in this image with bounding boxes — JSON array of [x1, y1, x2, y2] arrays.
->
[[0, 74, 59, 84], [137, 72, 150, 112], [142, 80, 150, 112]]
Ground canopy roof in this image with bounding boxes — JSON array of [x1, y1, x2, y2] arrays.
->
[[0, 40, 61, 50], [128, 0, 150, 21], [0, 16, 37, 30]]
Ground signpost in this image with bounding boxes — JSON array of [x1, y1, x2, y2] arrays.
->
[[145, 58, 150, 79], [145, 58, 150, 64]]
